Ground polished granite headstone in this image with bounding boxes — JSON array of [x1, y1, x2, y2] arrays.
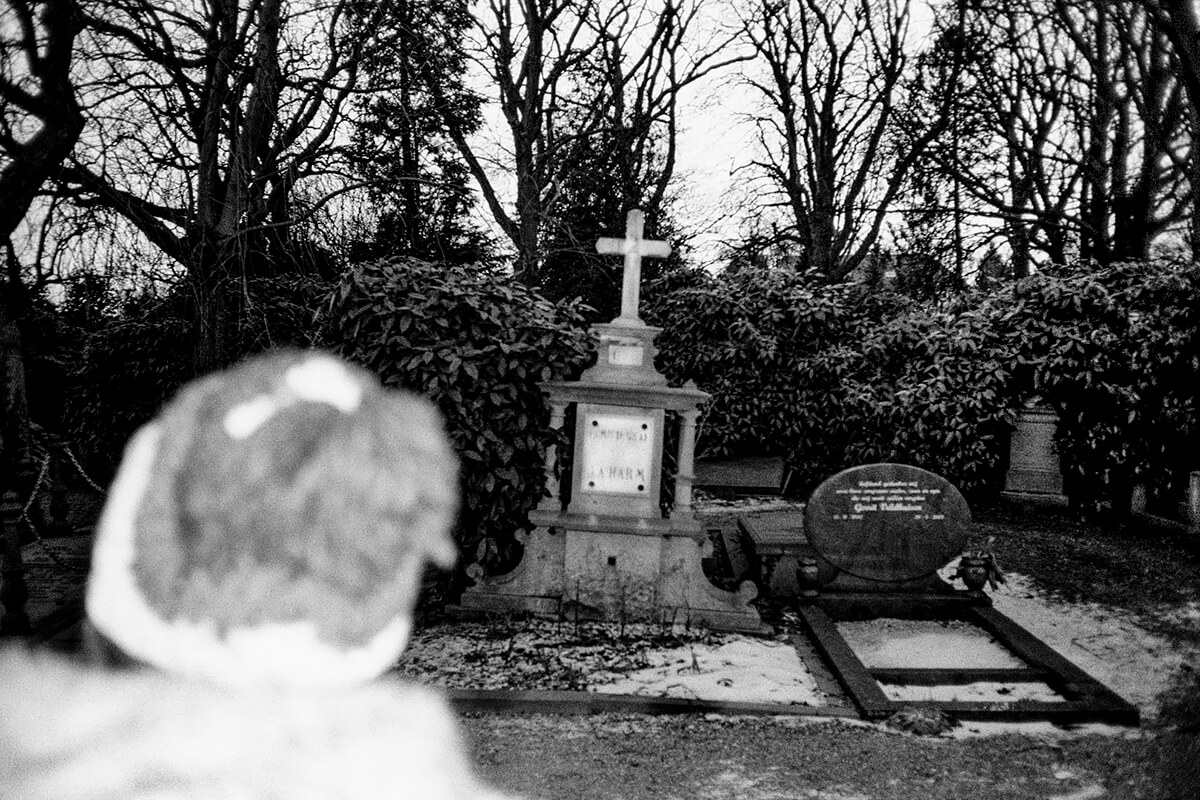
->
[[804, 463, 970, 591]]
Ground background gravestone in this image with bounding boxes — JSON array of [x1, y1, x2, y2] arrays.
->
[[804, 463, 970, 591]]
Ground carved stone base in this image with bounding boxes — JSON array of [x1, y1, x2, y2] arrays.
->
[[458, 514, 767, 634]]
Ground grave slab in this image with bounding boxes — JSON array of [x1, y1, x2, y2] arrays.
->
[[695, 456, 785, 494], [736, 510, 808, 597], [795, 463, 1140, 725], [1003, 404, 1068, 505]]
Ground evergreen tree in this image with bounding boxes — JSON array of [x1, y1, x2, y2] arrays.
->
[[538, 76, 685, 321], [348, 0, 491, 263]]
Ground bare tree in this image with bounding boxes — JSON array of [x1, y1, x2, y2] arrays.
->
[[51, 0, 385, 372], [945, 3, 1085, 273], [1067, 1, 1190, 262], [426, 0, 748, 285], [915, 0, 1191, 273], [0, 0, 82, 240], [737, 0, 957, 282], [1147, 0, 1200, 250], [1, 0, 83, 492]]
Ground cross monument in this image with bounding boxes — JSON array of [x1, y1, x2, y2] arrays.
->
[[458, 209, 765, 633], [596, 209, 671, 325]]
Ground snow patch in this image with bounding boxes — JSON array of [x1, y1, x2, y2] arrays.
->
[[591, 637, 826, 706]]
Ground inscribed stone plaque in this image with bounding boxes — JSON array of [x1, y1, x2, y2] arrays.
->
[[607, 339, 645, 367], [804, 464, 970, 583], [579, 411, 655, 494]]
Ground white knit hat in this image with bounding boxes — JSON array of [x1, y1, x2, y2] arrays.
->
[[85, 349, 459, 687]]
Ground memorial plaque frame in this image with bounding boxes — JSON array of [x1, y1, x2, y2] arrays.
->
[[568, 403, 664, 519]]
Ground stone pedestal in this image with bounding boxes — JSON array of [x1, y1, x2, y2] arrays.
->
[[460, 322, 765, 633], [1003, 404, 1068, 504], [1190, 472, 1200, 533]]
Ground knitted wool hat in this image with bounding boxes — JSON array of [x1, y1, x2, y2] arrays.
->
[[85, 349, 459, 687]]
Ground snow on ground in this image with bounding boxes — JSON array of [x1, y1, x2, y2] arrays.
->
[[982, 571, 1196, 716], [398, 569, 1197, 736], [591, 637, 825, 705], [838, 618, 1027, 669], [838, 617, 1063, 703]]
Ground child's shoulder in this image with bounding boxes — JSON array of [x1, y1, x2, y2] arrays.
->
[[0, 646, 513, 800]]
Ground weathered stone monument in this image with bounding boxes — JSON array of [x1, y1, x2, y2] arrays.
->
[[1003, 400, 1067, 504], [460, 210, 765, 632]]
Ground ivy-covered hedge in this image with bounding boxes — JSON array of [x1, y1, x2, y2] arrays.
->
[[646, 259, 1199, 512], [325, 256, 592, 570]]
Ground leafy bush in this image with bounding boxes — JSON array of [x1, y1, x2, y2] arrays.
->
[[645, 266, 1013, 497], [643, 267, 870, 462], [645, 258, 1198, 509], [325, 256, 592, 572], [831, 303, 1018, 497], [996, 259, 1200, 515]]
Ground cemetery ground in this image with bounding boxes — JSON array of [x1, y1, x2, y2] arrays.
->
[[13, 496, 1200, 800]]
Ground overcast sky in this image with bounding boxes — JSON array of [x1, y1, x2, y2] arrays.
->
[[465, 0, 940, 269]]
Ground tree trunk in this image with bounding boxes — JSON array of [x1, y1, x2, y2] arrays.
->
[[810, 146, 839, 279], [1191, 112, 1200, 254], [513, 149, 542, 285], [1081, 3, 1113, 265], [187, 237, 236, 376], [1112, 188, 1151, 261], [398, 0, 420, 255], [1164, 1, 1200, 120], [0, 271, 33, 491], [1008, 215, 1033, 278]]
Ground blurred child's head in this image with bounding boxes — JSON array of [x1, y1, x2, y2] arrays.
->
[[85, 349, 459, 687]]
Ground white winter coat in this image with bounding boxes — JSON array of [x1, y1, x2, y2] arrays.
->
[[0, 647, 516, 800]]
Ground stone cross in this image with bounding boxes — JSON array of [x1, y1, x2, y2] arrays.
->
[[596, 209, 671, 325]]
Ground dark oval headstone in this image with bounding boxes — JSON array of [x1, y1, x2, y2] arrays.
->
[[804, 464, 970, 583]]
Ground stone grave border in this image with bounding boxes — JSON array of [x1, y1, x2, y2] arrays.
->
[[795, 592, 1140, 725], [28, 597, 1139, 725], [442, 687, 859, 719]]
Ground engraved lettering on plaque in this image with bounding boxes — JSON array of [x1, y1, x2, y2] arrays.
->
[[580, 413, 655, 494]]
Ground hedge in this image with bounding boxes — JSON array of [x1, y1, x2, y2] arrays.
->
[[325, 256, 593, 571], [645, 259, 1199, 513]]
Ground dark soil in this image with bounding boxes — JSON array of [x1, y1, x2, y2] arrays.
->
[[461, 712, 1195, 800], [975, 501, 1200, 644]]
